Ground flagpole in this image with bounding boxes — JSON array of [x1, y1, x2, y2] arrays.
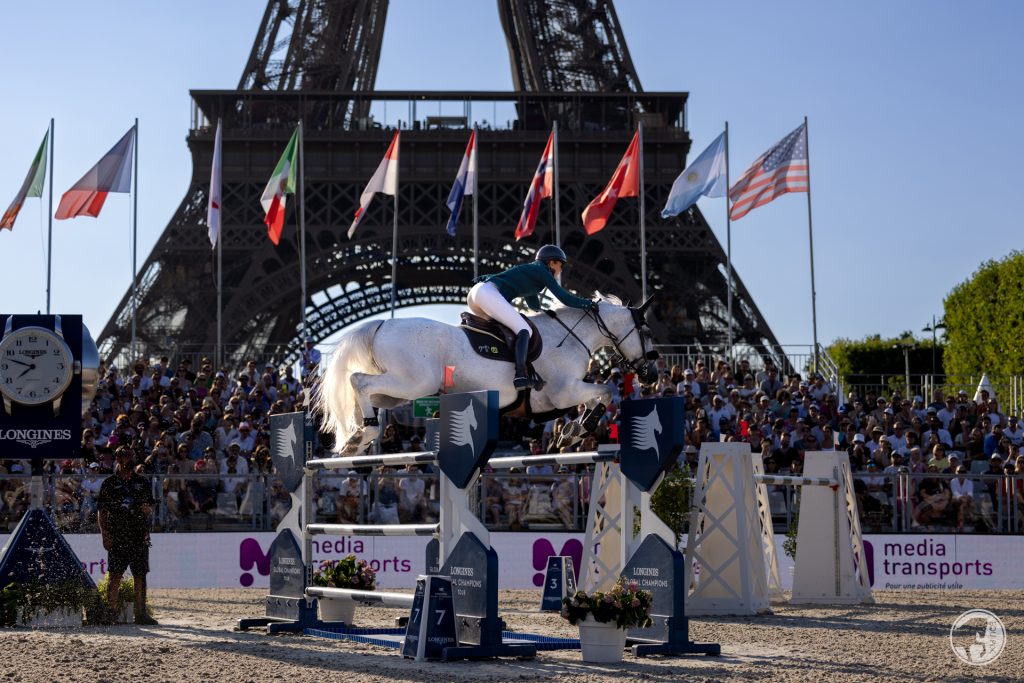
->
[[472, 126, 479, 280], [216, 119, 223, 369], [131, 118, 138, 362], [638, 121, 647, 301], [804, 115, 819, 372], [46, 118, 54, 315], [298, 120, 308, 337], [390, 137, 400, 318], [553, 121, 560, 246], [724, 121, 733, 362]]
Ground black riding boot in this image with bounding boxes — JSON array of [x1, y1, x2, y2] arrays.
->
[[513, 330, 536, 391]]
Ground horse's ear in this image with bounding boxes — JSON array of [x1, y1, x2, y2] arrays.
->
[[636, 295, 655, 316]]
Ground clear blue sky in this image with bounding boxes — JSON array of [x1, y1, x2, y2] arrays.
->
[[0, 0, 1021, 352]]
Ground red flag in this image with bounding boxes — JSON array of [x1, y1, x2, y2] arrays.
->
[[55, 127, 135, 220], [514, 132, 554, 241], [581, 130, 640, 235]]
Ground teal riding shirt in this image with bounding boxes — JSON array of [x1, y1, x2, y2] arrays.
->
[[479, 261, 592, 312]]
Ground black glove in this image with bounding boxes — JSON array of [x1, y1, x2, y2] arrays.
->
[[589, 300, 599, 312]]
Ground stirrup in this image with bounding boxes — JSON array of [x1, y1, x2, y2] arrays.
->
[[514, 375, 538, 391]]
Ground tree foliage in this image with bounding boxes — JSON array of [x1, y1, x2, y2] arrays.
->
[[944, 251, 1024, 377], [826, 333, 941, 381]]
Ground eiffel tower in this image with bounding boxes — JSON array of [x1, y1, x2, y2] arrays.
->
[[96, 0, 780, 367]]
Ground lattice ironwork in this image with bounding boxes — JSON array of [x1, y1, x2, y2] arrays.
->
[[97, 0, 781, 369]]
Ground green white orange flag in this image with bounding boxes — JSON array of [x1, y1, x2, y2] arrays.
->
[[1, 131, 49, 231], [260, 127, 299, 245]]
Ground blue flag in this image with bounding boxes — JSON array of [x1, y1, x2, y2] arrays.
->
[[660, 132, 727, 219]]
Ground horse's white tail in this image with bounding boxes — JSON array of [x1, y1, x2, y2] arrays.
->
[[313, 320, 383, 449]]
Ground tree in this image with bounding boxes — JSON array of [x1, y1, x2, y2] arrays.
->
[[944, 251, 1024, 377], [827, 333, 941, 384]]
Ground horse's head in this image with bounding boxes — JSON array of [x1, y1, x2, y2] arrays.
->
[[593, 294, 660, 384]]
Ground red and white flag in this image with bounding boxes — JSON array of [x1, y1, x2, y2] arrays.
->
[[348, 131, 400, 238], [514, 132, 555, 241], [581, 130, 640, 235], [207, 120, 223, 248], [260, 127, 299, 245], [55, 126, 135, 220]]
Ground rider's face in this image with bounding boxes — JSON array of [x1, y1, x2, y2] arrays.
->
[[548, 260, 563, 277]]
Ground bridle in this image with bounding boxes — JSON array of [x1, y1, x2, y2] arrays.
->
[[548, 298, 658, 379]]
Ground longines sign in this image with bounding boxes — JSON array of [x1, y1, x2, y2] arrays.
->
[[0, 429, 74, 448]]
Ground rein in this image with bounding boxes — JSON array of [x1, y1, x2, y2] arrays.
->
[[545, 306, 650, 374]]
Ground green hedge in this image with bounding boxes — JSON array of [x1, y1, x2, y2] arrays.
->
[[944, 251, 1024, 377]]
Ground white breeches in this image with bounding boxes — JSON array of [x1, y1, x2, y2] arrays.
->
[[467, 282, 531, 336]]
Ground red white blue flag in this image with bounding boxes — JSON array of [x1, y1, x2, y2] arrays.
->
[[729, 122, 808, 220], [348, 130, 400, 238], [445, 129, 477, 236], [514, 132, 554, 241]]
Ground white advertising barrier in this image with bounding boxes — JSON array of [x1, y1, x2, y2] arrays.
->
[[2, 532, 1021, 591]]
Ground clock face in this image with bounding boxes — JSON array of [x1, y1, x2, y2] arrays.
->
[[0, 326, 74, 406]]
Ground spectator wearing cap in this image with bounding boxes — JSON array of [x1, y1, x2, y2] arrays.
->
[[874, 435, 896, 468], [848, 432, 868, 469], [220, 446, 249, 504], [301, 336, 321, 381], [676, 368, 700, 399], [231, 422, 257, 455], [865, 426, 885, 457], [863, 461, 886, 492], [921, 414, 954, 450]]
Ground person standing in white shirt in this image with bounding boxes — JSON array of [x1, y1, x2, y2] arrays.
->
[[950, 466, 973, 532]]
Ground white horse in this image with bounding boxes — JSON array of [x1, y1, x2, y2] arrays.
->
[[315, 294, 659, 455]]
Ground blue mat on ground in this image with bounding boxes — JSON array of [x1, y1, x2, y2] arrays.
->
[[305, 626, 581, 651]]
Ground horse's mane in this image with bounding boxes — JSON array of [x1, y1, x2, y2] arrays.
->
[[548, 291, 624, 310]]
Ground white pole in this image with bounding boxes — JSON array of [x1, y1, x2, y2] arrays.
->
[[298, 121, 308, 336], [390, 135, 400, 318], [638, 121, 647, 301], [724, 121, 733, 361], [215, 119, 223, 368], [553, 121, 560, 246], [472, 126, 479, 280], [46, 118, 54, 315], [804, 116, 819, 372], [131, 119, 139, 362]]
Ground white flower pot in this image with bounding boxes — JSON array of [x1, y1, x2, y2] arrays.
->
[[20, 607, 83, 628], [118, 603, 134, 624], [578, 617, 627, 663], [318, 597, 355, 625]]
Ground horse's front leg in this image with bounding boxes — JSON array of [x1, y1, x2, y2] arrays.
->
[[555, 381, 612, 450]]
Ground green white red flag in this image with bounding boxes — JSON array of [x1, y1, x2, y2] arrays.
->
[[260, 127, 300, 245], [1, 131, 48, 230], [55, 126, 135, 220]]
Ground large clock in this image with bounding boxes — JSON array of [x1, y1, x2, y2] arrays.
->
[[0, 320, 76, 413]]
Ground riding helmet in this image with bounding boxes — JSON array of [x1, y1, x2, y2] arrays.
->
[[534, 244, 567, 264]]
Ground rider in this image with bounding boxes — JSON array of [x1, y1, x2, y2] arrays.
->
[[468, 244, 596, 391]]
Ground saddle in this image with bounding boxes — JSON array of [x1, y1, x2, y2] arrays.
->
[[459, 312, 543, 364]]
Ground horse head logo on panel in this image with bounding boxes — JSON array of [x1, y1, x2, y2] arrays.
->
[[628, 404, 663, 461], [448, 403, 478, 450]]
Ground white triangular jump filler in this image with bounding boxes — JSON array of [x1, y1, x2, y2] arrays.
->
[[686, 446, 872, 615]]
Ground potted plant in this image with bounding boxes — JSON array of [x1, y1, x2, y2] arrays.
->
[[1, 581, 90, 628], [560, 577, 653, 663], [311, 555, 377, 624]]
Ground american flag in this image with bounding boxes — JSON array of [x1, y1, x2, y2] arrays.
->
[[729, 122, 808, 220]]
